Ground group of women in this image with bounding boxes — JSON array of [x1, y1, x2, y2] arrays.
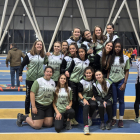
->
[[16, 23, 132, 135]]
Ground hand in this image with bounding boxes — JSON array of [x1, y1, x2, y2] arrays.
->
[[138, 58, 140, 61], [26, 67, 29, 70], [65, 71, 69, 77], [46, 52, 50, 56], [91, 97, 96, 101], [87, 49, 93, 54], [55, 113, 62, 120], [103, 101, 107, 108], [32, 107, 37, 114], [19, 76, 23, 82], [6, 64, 8, 67], [119, 83, 126, 91], [66, 105, 71, 110], [83, 99, 89, 105]]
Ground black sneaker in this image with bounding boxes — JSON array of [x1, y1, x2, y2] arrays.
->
[[118, 120, 124, 128], [100, 121, 105, 130], [106, 121, 112, 130], [16, 113, 23, 127], [65, 121, 72, 130]]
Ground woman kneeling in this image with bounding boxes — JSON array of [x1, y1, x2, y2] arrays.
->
[[16, 66, 55, 129]]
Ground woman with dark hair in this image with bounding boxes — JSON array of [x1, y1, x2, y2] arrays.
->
[[78, 66, 96, 135], [17, 66, 55, 129], [65, 47, 90, 125], [94, 41, 113, 77], [53, 74, 75, 133], [81, 29, 94, 54], [66, 27, 82, 48], [92, 25, 107, 54], [106, 23, 119, 42], [19, 40, 48, 117], [93, 71, 113, 130], [109, 41, 130, 128], [61, 41, 69, 55]]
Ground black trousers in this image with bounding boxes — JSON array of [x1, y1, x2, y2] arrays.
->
[[69, 81, 78, 118], [79, 99, 97, 126], [97, 100, 112, 122], [25, 80, 34, 114], [54, 108, 75, 133], [134, 78, 140, 117], [129, 58, 132, 65]]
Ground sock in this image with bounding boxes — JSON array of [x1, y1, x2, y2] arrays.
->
[[119, 116, 123, 120], [84, 125, 88, 127], [21, 114, 28, 121], [113, 116, 116, 120]]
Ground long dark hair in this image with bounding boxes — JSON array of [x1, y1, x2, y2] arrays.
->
[[92, 25, 107, 44], [95, 70, 107, 93], [84, 66, 95, 81], [78, 47, 88, 60], [54, 74, 70, 103], [82, 29, 92, 42], [101, 41, 113, 69], [61, 40, 69, 55], [110, 41, 124, 66], [106, 23, 114, 41], [65, 42, 78, 57]]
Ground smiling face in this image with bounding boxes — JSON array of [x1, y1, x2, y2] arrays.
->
[[84, 31, 91, 40], [59, 75, 67, 86], [73, 28, 81, 39], [105, 42, 113, 53], [106, 25, 114, 34], [78, 48, 86, 60], [53, 42, 61, 54], [115, 43, 121, 55], [44, 68, 53, 80], [95, 71, 103, 83], [69, 45, 77, 56], [35, 41, 43, 52], [62, 42, 68, 53], [85, 69, 93, 80], [95, 27, 102, 37]]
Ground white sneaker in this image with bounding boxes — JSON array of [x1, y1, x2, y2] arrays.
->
[[84, 126, 90, 135]]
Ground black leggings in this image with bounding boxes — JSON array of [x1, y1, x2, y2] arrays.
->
[[25, 80, 34, 114], [79, 99, 97, 126], [97, 100, 112, 122], [54, 108, 75, 133], [134, 79, 140, 117], [69, 81, 78, 117]]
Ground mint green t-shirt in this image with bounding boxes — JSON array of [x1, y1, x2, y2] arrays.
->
[[31, 77, 55, 106], [109, 55, 130, 83], [56, 87, 73, 113]]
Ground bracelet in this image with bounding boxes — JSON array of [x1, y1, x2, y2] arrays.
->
[[82, 97, 84, 101]]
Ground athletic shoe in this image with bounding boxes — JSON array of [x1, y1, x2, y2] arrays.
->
[[106, 121, 112, 130], [88, 117, 92, 126], [84, 126, 90, 135], [134, 117, 140, 123], [16, 113, 23, 127], [72, 118, 79, 125], [70, 119, 74, 125], [111, 119, 116, 126], [65, 121, 72, 130], [100, 122, 105, 130], [118, 120, 124, 128]]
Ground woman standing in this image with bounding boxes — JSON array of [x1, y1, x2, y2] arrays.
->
[[19, 40, 47, 116], [109, 41, 130, 128], [65, 47, 90, 125], [67, 27, 82, 48], [53, 74, 75, 133], [17, 66, 55, 129]]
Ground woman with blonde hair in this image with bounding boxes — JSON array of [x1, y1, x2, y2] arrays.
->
[[19, 40, 48, 117]]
